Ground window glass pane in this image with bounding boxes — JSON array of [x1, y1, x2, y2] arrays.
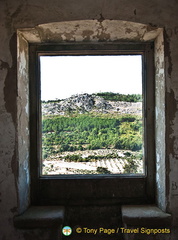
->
[[40, 55, 144, 175]]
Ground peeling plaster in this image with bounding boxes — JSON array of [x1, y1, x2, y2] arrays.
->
[[18, 50, 27, 77], [164, 29, 173, 94], [0, 35, 18, 218], [164, 28, 178, 215], [0, 111, 18, 238], [17, 20, 163, 45], [154, 30, 168, 211], [167, 91, 177, 146], [4, 33, 17, 125], [0, 113, 15, 179], [16, 29, 30, 214], [82, 30, 94, 41]]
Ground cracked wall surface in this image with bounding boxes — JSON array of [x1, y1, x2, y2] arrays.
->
[[155, 31, 166, 210], [1, 0, 178, 239]]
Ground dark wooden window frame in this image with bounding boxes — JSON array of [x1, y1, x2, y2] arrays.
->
[[29, 42, 155, 206]]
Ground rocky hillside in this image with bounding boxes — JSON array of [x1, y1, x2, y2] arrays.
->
[[42, 93, 142, 116]]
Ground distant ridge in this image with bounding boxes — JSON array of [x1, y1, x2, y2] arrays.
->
[[42, 93, 142, 116]]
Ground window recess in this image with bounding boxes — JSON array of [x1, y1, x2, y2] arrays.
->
[[29, 42, 155, 205]]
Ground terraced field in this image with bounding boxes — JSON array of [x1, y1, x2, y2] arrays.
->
[[42, 149, 143, 175]]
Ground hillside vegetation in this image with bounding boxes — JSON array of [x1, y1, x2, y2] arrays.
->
[[95, 92, 142, 102], [42, 92, 143, 175], [42, 113, 142, 158]]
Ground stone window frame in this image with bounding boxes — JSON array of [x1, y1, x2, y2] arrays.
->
[[17, 20, 165, 211]]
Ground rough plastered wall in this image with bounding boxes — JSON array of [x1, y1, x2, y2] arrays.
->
[[1, 0, 178, 239], [155, 31, 166, 210]]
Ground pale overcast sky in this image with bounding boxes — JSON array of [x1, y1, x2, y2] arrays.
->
[[40, 55, 142, 101]]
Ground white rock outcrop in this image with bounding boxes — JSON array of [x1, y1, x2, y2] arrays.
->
[[42, 93, 142, 115]]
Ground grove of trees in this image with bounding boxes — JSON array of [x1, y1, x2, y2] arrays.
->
[[42, 113, 143, 159], [96, 92, 142, 102]]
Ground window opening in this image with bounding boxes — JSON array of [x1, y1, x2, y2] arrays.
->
[[40, 55, 144, 176]]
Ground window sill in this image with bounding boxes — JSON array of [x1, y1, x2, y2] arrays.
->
[[121, 205, 172, 227], [14, 206, 65, 229], [14, 205, 172, 233]]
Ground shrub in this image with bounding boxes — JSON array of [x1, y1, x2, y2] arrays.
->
[[97, 167, 111, 174]]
